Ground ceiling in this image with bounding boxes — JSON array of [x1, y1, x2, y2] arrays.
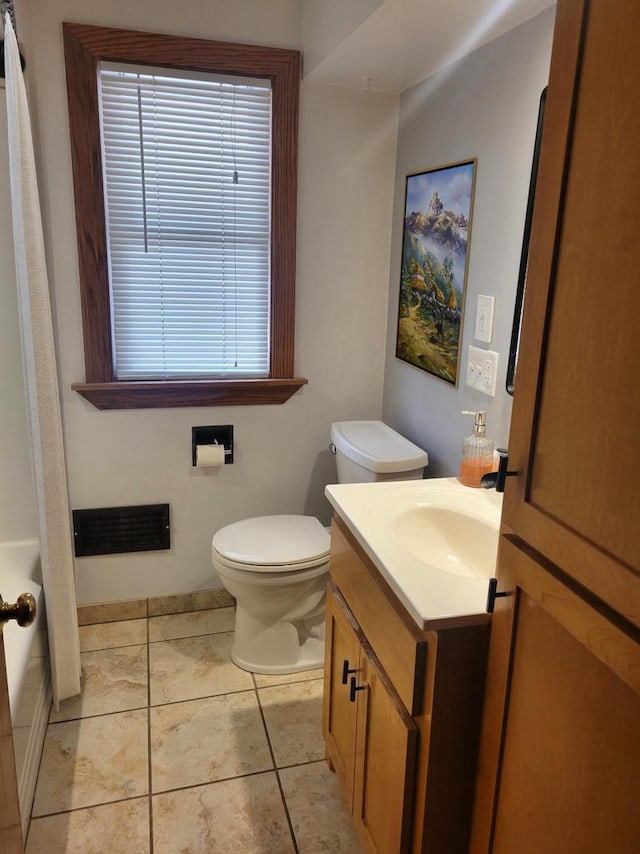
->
[[304, 0, 556, 94]]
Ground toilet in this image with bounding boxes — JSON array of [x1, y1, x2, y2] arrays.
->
[[211, 421, 429, 674]]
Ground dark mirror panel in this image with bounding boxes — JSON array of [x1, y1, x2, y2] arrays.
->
[[507, 87, 547, 395]]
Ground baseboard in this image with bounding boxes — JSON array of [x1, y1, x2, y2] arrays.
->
[[78, 588, 235, 625]]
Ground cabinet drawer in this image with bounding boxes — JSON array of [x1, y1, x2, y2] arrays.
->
[[330, 515, 428, 716]]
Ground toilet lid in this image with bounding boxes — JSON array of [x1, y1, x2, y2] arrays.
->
[[331, 421, 429, 473], [212, 515, 330, 571]]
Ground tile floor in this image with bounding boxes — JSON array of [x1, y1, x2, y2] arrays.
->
[[26, 607, 362, 853]]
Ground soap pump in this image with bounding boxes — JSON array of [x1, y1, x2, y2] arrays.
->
[[459, 410, 494, 488]]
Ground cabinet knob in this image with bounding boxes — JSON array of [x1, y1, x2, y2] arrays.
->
[[342, 659, 357, 685], [486, 577, 509, 613], [349, 676, 366, 703]]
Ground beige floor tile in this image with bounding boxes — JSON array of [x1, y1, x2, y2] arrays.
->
[[151, 691, 272, 792], [32, 709, 148, 816], [50, 645, 148, 722], [26, 797, 150, 853], [79, 619, 147, 651], [279, 761, 363, 853], [148, 588, 233, 616], [149, 632, 253, 705], [149, 607, 235, 642], [253, 667, 325, 688], [258, 679, 325, 767], [152, 772, 295, 854]]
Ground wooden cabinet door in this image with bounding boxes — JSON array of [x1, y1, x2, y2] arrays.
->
[[503, 0, 640, 625], [473, 3, 640, 850], [472, 537, 640, 854], [322, 584, 362, 809], [353, 645, 418, 854]]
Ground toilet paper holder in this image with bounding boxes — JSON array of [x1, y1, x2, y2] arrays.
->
[[192, 425, 234, 466]]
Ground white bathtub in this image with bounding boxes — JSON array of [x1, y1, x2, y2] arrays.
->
[[0, 538, 50, 841]]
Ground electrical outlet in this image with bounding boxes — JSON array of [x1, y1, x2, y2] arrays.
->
[[466, 353, 479, 388], [466, 345, 499, 397], [478, 350, 499, 396], [475, 295, 495, 344]]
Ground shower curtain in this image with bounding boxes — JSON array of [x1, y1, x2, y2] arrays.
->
[[3, 8, 81, 705]]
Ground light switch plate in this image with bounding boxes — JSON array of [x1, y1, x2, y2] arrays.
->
[[475, 295, 495, 344], [466, 345, 499, 397]]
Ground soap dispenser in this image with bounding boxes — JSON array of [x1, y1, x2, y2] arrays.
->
[[459, 410, 494, 488]]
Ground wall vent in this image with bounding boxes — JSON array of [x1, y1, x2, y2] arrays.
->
[[72, 504, 170, 557]]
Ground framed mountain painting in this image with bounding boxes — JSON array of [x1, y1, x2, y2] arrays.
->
[[395, 159, 477, 385]]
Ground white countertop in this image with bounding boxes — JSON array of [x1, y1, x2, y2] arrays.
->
[[325, 477, 503, 630]]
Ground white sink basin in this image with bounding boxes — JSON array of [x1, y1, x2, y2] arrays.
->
[[325, 477, 503, 628], [393, 506, 498, 579]]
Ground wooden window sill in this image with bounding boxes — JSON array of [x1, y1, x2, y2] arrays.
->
[[72, 378, 308, 410]]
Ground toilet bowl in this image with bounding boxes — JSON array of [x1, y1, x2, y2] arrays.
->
[[212, 515, 330, 674], [212, 421, 429, 674]]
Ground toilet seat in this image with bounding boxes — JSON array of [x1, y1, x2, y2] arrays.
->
[[212, 557, 329, 587], [213, 550, 329, 575], [212, 515, 330, 573]]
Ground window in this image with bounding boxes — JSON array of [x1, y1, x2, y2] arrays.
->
[[100, 64, 272, 380], [63, 23, 306, 408]]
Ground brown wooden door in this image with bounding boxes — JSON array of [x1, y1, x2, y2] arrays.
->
[[353, 645, 417, 854], [474, 538, 640, 854], [472, 1, 640, 850], [0, 630, 22, 853], [322, 584, 362, 809], [504, 0, 640, 624]]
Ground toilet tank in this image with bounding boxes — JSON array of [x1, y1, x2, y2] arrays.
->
[[330, 421, 428, 483]]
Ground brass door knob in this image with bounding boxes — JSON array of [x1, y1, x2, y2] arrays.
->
[[0, 593, 37, 628]]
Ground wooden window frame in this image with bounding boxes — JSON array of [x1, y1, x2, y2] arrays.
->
[[63, 22, 307, 409]]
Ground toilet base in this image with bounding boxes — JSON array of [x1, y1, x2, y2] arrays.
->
[[231, 634, 325, 675], [229, 596, 326, 675]]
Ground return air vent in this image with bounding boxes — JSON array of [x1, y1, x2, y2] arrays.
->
[[72, 504, 170, 557]]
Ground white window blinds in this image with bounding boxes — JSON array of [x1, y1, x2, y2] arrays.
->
[[98, 62, 272, 380]]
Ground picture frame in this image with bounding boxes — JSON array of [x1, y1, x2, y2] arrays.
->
[[395, 159, 477, 386]]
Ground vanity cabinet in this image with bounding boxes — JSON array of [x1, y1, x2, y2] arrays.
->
[[325, 584, 418, 853], [323, 514, 490, 854], [470, 1, 640, 852]]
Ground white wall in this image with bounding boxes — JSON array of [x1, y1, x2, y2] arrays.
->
[[20, 0, 398, 603], [382, 8, 555, 476], [0, 94, 38, 542]]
